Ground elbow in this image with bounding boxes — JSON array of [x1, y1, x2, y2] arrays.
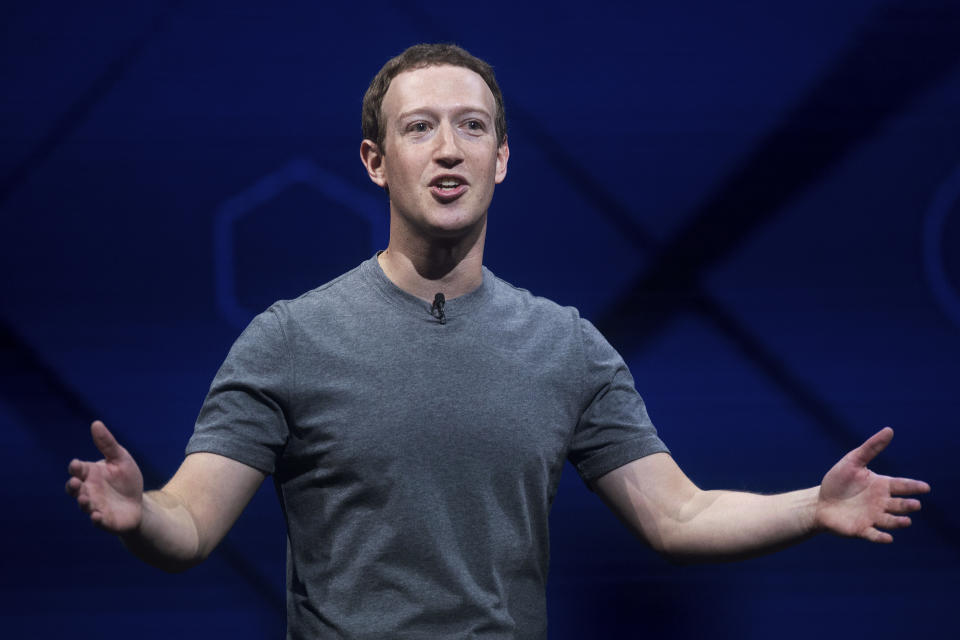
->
[[140, 547, 207, 574], [156, 540, 216, 572], [644, 532, 695, 566], [164, 555, 206, 573], [655, 533, 756, 566], [651, 537, 689, 566], [120, 532, 209, 574], [650, 529, 715, 566], [163, 540, 215, 573]]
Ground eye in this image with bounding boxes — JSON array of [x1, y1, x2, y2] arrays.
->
[[407, 121, 430, 133], [465, 119, 484, 131]]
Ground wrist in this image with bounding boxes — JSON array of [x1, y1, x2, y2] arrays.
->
[[805, 485, 826, 535]]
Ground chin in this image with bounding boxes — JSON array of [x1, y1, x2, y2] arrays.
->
[[423, 216, 486, 242], [425, 206, 485, 229], [391, 199, 488, 241]]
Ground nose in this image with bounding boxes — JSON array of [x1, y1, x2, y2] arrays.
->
[[433, 121, 464, 168]]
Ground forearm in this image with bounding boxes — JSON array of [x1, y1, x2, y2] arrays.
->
[[597, 433, 928, 562], [119, 489, 204, 573], [660, 486, 821, 563]]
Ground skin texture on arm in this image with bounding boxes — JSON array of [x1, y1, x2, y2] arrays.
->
[[66, 421, 265, 572], [593, 427, 930, 563]]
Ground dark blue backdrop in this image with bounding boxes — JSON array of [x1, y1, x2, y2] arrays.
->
[[3, 1, 958, 638]]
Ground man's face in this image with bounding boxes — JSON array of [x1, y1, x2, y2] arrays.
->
[[362, 65, 509, 241]]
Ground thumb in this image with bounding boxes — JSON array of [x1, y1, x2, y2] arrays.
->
[[848, 426, 894, 467], [90, 420, 125, 462]]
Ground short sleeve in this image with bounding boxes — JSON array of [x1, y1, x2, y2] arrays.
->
[[567, 319, 669, 483], [185, 307, 292, 473]]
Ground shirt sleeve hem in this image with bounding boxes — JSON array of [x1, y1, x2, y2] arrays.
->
[[185, 436, 276, 475], [575, 437, 670, 485]]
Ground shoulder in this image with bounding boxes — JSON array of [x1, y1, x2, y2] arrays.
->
[[221, 261, 373, 355], [483, 268, 594, 340], [262, 261, 367, 327], [485, 269, 579, 319], [483, 269, 626, 367]]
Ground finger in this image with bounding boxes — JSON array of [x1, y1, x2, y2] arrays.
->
[[848, 427, 894, 466], [877, 513, 912, 530], [887, 497, 922, 514], [65, 477, 82, 497], [863, 527, 893, 544], [67, 459, 88, 480], [890, 477, 931, 495], [90, 420, 123, 462]]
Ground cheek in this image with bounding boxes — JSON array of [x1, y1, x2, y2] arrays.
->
[[387, 154, 426, 186]]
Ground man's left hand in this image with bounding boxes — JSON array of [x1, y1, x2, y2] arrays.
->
[[816, 427, 930, 543]]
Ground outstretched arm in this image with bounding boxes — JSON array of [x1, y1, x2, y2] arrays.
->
[[593, 427, 930, 563], [66, 421, 265, 572]]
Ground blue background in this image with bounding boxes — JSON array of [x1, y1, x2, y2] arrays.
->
[[2, 1, 958, 637]]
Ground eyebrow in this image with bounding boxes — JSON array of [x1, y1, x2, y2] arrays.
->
[[396, 105, 493, 122]]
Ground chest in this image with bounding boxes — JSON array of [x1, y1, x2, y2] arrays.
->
[[279, 319, 582, 493]]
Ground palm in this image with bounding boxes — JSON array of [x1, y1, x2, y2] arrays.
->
[[815, 428, 929, 543], [66, 421, 144, 533]]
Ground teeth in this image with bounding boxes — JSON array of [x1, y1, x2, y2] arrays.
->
[[438, 179, 460, 188]]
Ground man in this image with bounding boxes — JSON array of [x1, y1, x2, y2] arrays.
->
[[66, 44, 930, 638]]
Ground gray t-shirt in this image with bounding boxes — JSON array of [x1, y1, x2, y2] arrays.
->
[[187, 255, 668, 639]]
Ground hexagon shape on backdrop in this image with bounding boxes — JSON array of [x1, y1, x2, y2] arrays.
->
[[924, 161, 960, 330], [214, 158, 388, 328]]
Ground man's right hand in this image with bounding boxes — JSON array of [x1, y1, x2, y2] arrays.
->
[[66, 420, 264, 571], [66, 420, 144, 533]]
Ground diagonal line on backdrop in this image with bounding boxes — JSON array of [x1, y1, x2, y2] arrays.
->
[[511, 117, 659, 254], [0, 0, 287, 610], [399, 0, 960, 542], [697, 296, 959, 554], [598, 0, 960, 350], [519, 105, 960, 551], [0, 318, 286, 611], [0, 1, 182, 213], [589, 0, 960, 543], [507, 1, 960, 542]]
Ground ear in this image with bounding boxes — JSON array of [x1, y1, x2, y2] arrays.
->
[[360, 139, 387, 188], [494, 136, 509, 184]]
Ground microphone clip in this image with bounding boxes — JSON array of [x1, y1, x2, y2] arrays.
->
[[430, 293, 446, 324]]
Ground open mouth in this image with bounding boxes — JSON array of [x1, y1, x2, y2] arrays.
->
[[430, 176, 468, 201]]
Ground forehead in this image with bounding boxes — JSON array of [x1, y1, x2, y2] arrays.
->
[[382, 65, 495, 119]]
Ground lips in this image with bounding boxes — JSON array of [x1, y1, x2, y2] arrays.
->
[[428, 174, 469, 202]]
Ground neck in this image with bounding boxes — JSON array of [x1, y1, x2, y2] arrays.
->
[[378, 219, 487, 303]]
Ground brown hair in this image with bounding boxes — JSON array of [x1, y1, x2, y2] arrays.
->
[[362, 43, 507, 152]]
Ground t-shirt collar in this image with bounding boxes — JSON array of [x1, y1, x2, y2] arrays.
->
[[360, 253, 493, 320]]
